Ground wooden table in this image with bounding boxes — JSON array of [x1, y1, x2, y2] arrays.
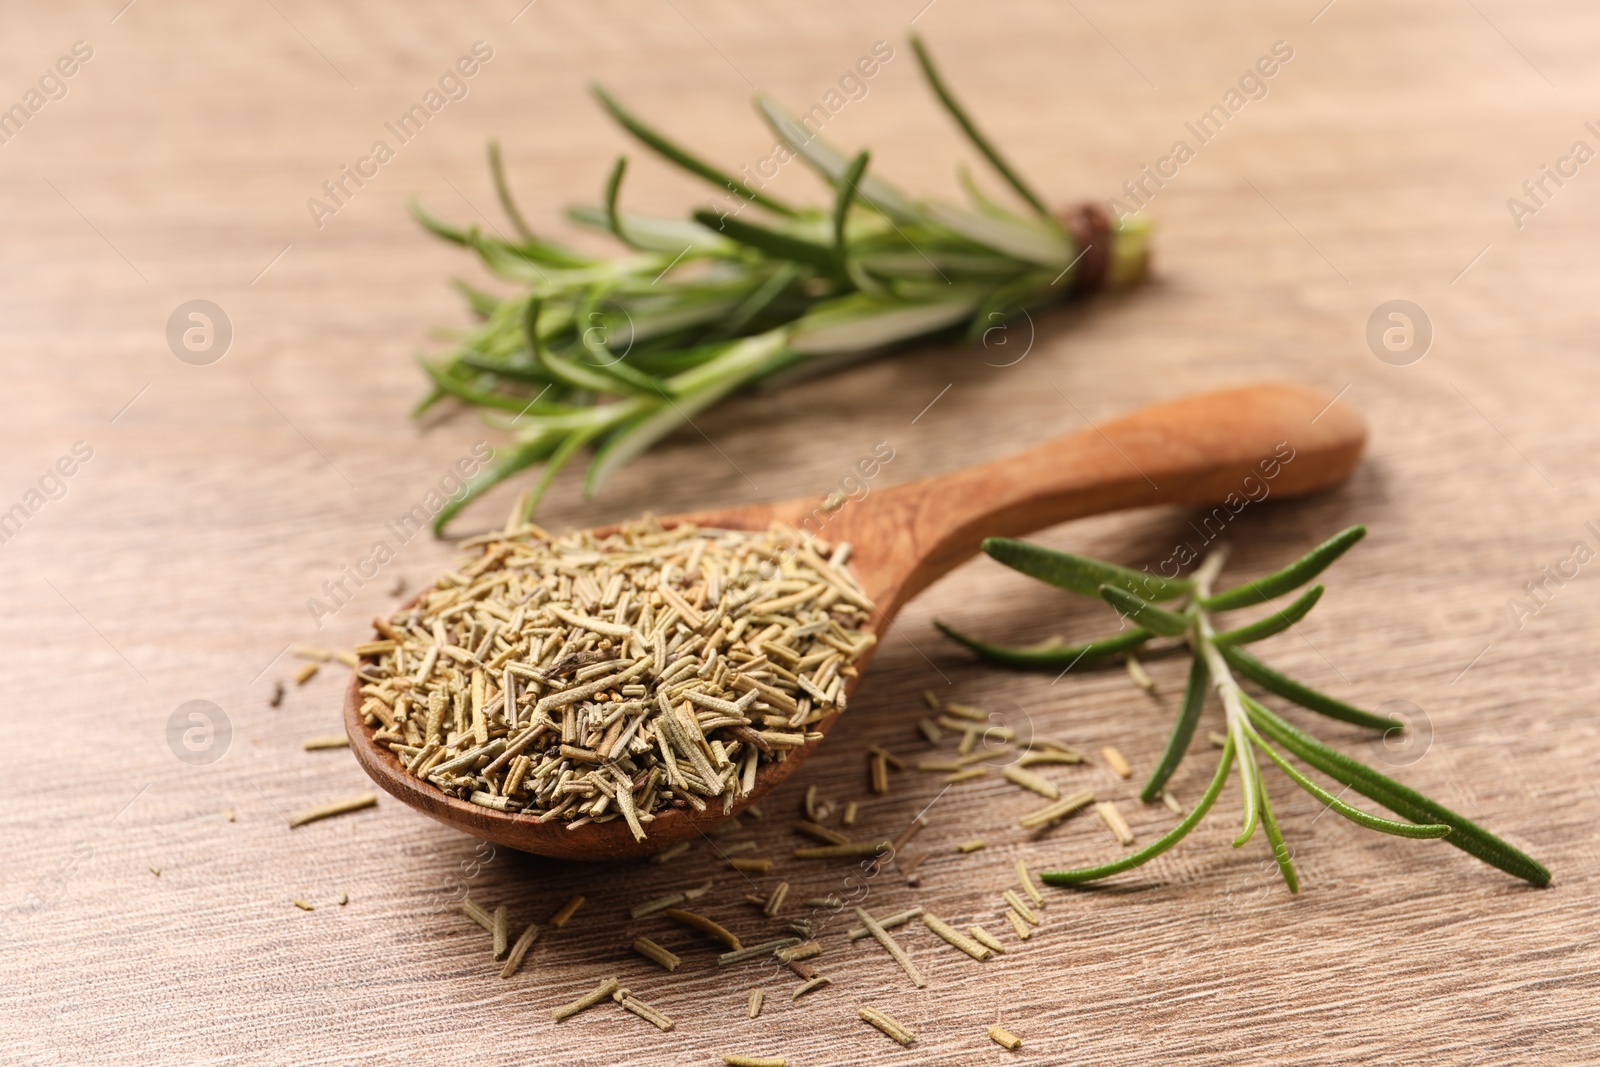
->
[[3, 2, 1594, 1063]]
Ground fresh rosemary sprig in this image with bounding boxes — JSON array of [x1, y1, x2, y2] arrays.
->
[[937, 526, 1552, 890], [411, 35, 1151, 534]]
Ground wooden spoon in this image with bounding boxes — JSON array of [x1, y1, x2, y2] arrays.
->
[[345, 382, 1365, 860]]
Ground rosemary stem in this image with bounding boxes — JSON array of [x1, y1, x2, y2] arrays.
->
[[1189, 547, 1260, 848]]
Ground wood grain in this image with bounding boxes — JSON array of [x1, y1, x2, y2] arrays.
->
[[2, 2, 1597, 1065]]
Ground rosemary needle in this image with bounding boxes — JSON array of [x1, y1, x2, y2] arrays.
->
[[552, 978, 618, 1022], [500, 924, 540, 978], [854, 906, 925, 988], [288, 792, 376, 828], [859, 1006, 915, 1046]]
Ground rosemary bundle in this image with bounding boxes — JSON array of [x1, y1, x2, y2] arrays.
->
[[355, 516, 874, 838], [938, 526, 1551, 890], [413, 36, 1150, 533]]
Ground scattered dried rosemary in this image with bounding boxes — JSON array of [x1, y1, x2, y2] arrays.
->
[[356, 517, 874, 837]]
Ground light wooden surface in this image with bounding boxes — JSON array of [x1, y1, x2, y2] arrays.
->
[[2, 3, 1597, 1065]]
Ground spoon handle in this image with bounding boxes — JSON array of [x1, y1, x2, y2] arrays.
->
[[838, 383, 1365, 616]]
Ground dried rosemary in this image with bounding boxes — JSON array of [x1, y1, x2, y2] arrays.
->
[[939, 526, 1552, 890], [858, 1006, 915, 1046], [553, 977, 619, 1022], [968, 926, 1007, 954], [988, 1025, 1023, 1051], [411, 35, 1150, 533], [549, 894, 585, 928], [1003, 890, 1039, 927], [356, 517, 873, 837], [846, 907, 922, 941], [287, 792, 376, 829], [615, 987, 675, 1032], [664, 907, 743, 951], [500, 923, 540, 978], [631, 936, 680, 972], [854, 906, 924, 988], [921, 913, 991, 961]]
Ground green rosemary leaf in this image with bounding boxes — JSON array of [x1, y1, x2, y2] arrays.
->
[[921, 201, 1071, 268], [583, 331, 790, 495], [411, 383, 447, 418], [1244, 697, 1550, 885], [1257, 776, 1299, 894], [458, 229, 560, 284], [933, 620, 1151, 670], [593, 84, 798, 217], [572, 293, 682, 397], [457, 350, 548, 382], [520, 423, 608, 525], [909, 34, 1050, 218], [410, 197, 472, 245], [524, 300, 645, 396], [786, 294, 979, 355], [979, 538, 1193, 601], [487, 139, 535, 244], [703, 264, 801, 343], [957, 163, 1028, 221], [1098, 586, 1190, 638], [1221, 645, 1401, 732], [753, 93, 920, 223], [1141, 654, 1209, 803], [1212, 585, 1324, 647], [417, 357, 546, 413], [431, 434, 565, 534], [1203, 526, 1366, 611], [690, 210, 838, 273], [604, 294, 748, 343], [603, 156, 641, 249], [491, 397, 646, 435], [451, 279, 503, 320], [833, 150, 870, 267], [565, 204, 731, 254], [965, 271, 1057, 344], [665, 327, 790, 394], [1243, 716, 1450, 840], [1041, 735, 1236, 886], [586, 349, 678, 397], [411, 200, 592, 270], [583, 397, 707, 499]]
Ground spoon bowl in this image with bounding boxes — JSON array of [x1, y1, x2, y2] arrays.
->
[[346, 382, 1366, 859]]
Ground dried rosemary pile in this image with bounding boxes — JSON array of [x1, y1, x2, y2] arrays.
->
[[355, 516, 875, 837], [412, 35, 1150, 533]]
